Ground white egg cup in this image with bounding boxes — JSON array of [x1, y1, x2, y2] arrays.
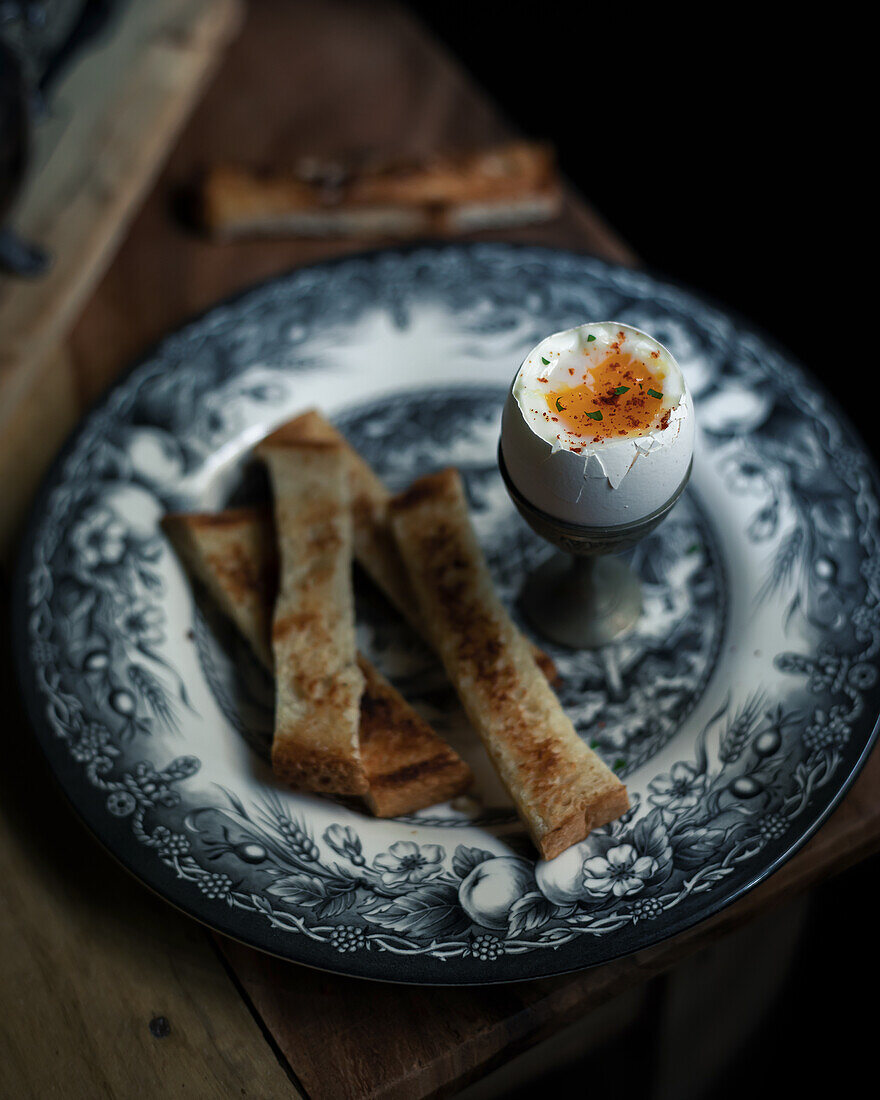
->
[[498, 443, 692, 649]]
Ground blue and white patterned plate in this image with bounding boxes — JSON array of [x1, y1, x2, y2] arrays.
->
[[14, 243, 880, 983]]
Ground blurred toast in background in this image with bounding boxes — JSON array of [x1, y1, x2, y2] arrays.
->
[[198, 141, 561, 239]]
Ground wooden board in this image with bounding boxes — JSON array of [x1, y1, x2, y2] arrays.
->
[[0, 0, 243, 554], [3, 1, 879, 1096]]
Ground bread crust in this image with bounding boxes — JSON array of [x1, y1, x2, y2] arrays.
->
[[257, 440, 367, 796], [389, 468, 628, 860], [164, 507, 471, 814], [199, 142, 561, 240]]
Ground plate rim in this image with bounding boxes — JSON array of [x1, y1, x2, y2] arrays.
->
[[11, 239, 880, 985]]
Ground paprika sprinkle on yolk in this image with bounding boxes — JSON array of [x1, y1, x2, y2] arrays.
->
[[544, 351, 669, 440]]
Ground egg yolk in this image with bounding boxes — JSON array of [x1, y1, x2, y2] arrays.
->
[[542, 350, 670, 442]]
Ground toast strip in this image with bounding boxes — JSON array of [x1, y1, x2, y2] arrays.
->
[[163, 507, 471, 815], [273, 410, 559, 685], [256, 439, 367, 796], [389, 469, 629, 859], [162, 506, 277, 669], [200, 142, 561, 240], [277, 410, 424, 635], [355, 657, 472, 817]]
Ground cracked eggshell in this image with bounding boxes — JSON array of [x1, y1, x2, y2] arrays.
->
[[500, 323, 695, 527]]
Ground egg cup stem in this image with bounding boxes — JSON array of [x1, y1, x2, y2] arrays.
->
[[520, 552, 642, 650]]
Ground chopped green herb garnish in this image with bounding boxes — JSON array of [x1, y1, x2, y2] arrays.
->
[[687, 542, 701, 555], [587, 334, 596, 342], [647, 388, 663, 400], [590, 739, 599, 749], [555, 397, 565, 412], [613, 758, 626, 771], [614, 385, 630, 395], [587, 409, 603, 421], [541, 356, 550, 365]]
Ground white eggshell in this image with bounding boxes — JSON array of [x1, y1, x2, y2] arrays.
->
[[500, 322, 695, 526]]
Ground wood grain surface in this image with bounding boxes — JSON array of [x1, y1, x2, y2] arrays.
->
[[0, 343, 78, 554], [2, 1, 878, 1098], [0, 587, 301, 1099], [0, 0, 242, 554]]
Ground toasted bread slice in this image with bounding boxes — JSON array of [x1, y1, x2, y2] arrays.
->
[[162, 506, 277, 669], [199, 142, 561, 240], [274, 410, 425, 635], [389, 469, 629, 859], [163, 507, 471, 815], [271, 410, 560, 685], [255, 438, 367, 796], [201, 164, 428, 239], [355, 657, 471, 817]]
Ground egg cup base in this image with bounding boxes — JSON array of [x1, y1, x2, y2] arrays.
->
[[520, 551, 642, 649], [499, 444, 693, 650]]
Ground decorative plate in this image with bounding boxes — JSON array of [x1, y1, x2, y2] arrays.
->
[[14, 243, 880, 984]]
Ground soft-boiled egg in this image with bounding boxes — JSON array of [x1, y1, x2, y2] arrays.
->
[[500, 322, 694, 527]]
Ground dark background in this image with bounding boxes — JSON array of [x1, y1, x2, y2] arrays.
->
[[409, 7, 873, 1099], [410, 7, 867, 455]]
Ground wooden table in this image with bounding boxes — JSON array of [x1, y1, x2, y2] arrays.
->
[[0, 0, 243, 550], [2, 2, 878, 1097]]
